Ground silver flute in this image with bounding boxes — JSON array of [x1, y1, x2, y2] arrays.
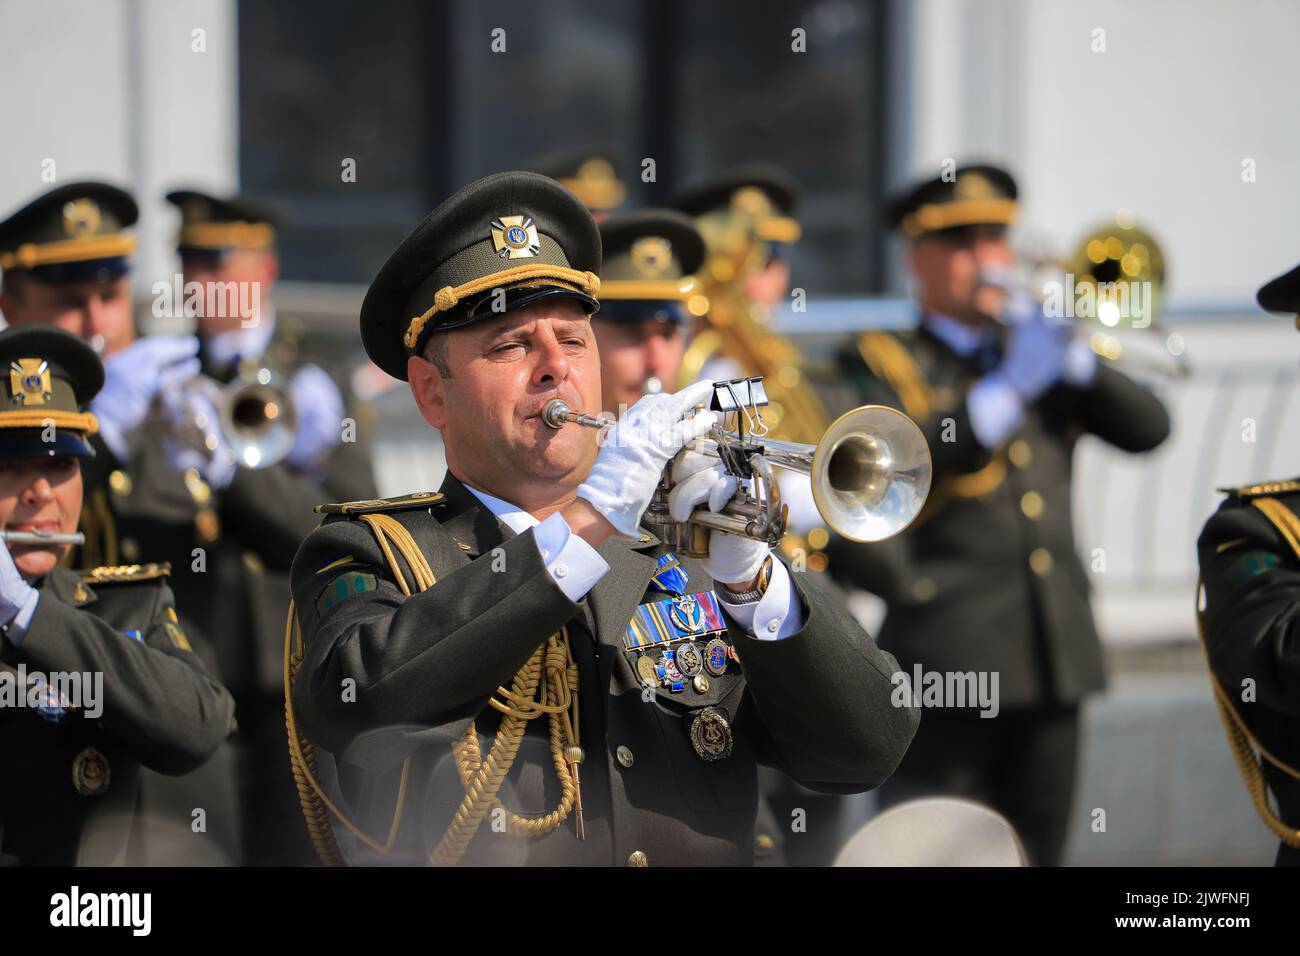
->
[[0, 530, 85, 546]]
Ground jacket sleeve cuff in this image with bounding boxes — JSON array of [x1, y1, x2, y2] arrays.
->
[[718, 558, 804, 640], [532, 511, 610, 602]]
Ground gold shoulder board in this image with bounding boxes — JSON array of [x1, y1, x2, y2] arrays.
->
[[79, 562, 172, 584], [1218, 479, 1300, 500], [314, 491, 446, 516]]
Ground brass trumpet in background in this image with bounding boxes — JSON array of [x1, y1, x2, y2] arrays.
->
[[990, 214, 1189, 379], [544, 377, 932, 557], [159, 366, 298, 471]]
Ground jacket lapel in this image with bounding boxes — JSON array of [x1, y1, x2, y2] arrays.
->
[[431, 472, 515, 558], [588, 533, 660, 651], [433, 471, 663, 650]]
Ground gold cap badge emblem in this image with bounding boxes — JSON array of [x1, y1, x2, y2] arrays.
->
[[630, 236, 672, 278], [9, 359, 52, 405], [62, 199, 102, 238], [490, 215, 541, 259], [954, 172, 995, 201]]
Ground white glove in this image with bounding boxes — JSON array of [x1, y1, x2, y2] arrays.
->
[[93, 336, 202, 460], [158, 379, 238, 490], [285, 364, 346, 471], [666, 449, 769, 588], [703, 531, 770, 589], [997, 297, 1073, 401], [576, 379, 719, 538], [667, 449, 738, 523], [0, 539, 37, 629]]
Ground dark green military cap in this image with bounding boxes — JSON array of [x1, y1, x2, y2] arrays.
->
[[0, 182, 137, 284], [164, 188, 278, 252], [0, 326, 104, 459], [360, 171, 602, 381], [883, 163, 1018, 240]]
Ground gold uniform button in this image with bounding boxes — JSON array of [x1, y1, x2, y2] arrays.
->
[[911, 577, 938, 602], [807, 527, 830, 550], [1020, 491, 1044, 520], [616, 745, 634, 769], [1008, 440, 1032, 468], [108, 470, 132, 497], [1029, 548, 1054, 577], [627, 850, 648, 867], [756, 833, 776, 851], [120, 537, 140, 561]]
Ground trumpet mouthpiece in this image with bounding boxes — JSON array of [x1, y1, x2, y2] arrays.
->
[[542, 399, 575, 428]]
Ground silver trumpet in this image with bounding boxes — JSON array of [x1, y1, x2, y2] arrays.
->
[[161, 366, 298, 471], [544, 377, 932, 557], [0, 530, 85, 546]]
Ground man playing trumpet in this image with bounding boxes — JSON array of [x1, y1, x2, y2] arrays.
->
[[287, 171, 919, 865]]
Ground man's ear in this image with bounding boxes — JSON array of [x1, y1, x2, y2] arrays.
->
[[903, 242, 924, 283], [408, 354, 447, 430], [258, 250, 280, 287]]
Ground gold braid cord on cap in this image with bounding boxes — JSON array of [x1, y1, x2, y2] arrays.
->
[[403, 264, 601, 350], [0, 409, 99, 434], [0, 235, 137, 270], [285, 511, 583, 866], [901, 198, 1018, 239], [1194, 495, 1300, 849], [178, 221, 276, 250]]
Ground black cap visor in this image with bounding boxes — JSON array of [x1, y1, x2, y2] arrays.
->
[[0, 429, 95, 460]]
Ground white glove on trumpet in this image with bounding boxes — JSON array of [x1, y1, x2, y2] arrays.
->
[[576, 379, 719, 539], [668, 449, 769, 587]]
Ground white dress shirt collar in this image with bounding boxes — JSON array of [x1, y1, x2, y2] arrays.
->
[[203, 303, 278, 369], [922, 311, 989, 358], [460, 482, 539, 534]]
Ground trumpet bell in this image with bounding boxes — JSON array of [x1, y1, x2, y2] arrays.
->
[[809, 405, 932, 542], [221, 371, 298, 469]]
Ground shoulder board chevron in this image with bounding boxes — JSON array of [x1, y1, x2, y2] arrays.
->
[[1219, 479, 1300, 500], [314, 491, 446, 516], [78, 562, 172, 584]]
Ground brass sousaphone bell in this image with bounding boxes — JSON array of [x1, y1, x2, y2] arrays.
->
[[545, 377, 932, 557]]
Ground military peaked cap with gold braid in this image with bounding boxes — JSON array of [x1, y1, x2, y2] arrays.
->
[[0, 182, 137, 283], [0, 326, 103, 459], [164, 188, 278, 253], [360, 171, 602, 381], [883, 163, 1018, 240], [596, 210, 707, 324]]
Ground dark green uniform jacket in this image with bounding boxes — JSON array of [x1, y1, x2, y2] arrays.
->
[[289, 473, 920, 866], [0, 566, 234, 865], [1197, 479, 1300, 866], [825, 324, 1171, 707]]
